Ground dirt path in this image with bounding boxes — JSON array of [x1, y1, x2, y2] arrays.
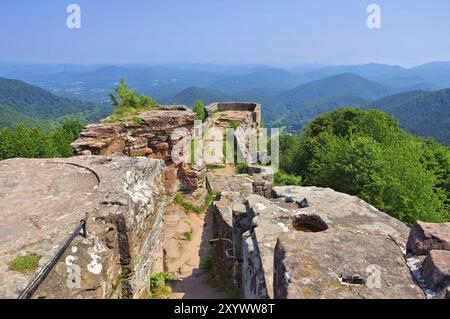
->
[[163, 190, 225, 299], [207, 164, 237, 177]]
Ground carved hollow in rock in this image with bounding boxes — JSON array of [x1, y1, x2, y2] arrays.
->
[[339, 274, 365, 285], [292, 213, 328, 232]]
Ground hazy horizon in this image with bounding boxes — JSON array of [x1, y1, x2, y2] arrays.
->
[[1, 60, 450, 70], [1, 0, 450, 67]]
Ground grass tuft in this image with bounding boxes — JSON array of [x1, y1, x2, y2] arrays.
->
[[148, 272, 174, 299], [9, 253, 39, 273]]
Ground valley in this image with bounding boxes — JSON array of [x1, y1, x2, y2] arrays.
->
[[1, 61, 449, 143]]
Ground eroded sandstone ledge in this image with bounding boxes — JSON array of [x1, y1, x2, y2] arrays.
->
[[208, 180, 429, 299], [71, 106, 203, 196]]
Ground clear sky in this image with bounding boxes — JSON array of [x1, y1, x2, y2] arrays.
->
[[0, 0, 449, 67]]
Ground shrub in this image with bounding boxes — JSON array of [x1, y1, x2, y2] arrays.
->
[[103, 78, 157, 123], [236, 162, 249, 174], [213, 192, 222, 201], [149, 272, 174, 299], [274, 170, 302, 186], [0, 119, 84, 161], [193, 100, 206, 122]]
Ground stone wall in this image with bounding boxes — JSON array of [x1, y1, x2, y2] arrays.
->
[[203, 102, 262, 165], [205, 102, 261, 125], [0, 156, 165, 299]]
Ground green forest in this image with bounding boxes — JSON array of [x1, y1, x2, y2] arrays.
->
[[279, 108, 450, 225], [0, 119, 84, 160], [0, 77, 110, 130]]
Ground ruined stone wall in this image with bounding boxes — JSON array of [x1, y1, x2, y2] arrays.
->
[[205, 102, 261, 125], [0, 156, 165, 299]]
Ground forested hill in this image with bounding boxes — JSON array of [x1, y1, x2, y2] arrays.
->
[[0, 77, 108, 128], [276, 73, 395, 108], [367, 89, 450, 144]]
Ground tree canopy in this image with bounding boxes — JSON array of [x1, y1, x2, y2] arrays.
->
[[109, 77, 156, 110], [0, 119, 84, 160], [279, 108, 449, 225]]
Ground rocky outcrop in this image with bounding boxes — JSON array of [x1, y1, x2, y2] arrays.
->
[[271, 187, 425, 299], [406, 221, 450, 255], [209, 180, 428, 299], [421, 250, 450, 290], [71, 107, 203, 195], [0, 156, 165, 299], [404, 221, 450, 297]]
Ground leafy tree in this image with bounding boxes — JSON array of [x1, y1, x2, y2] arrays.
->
[[274, 170, 302, 186], [109, 77, 156, 110], [0, 119, 84, 160], [51, 119, 84, 157], [192, 100, 206, 122], [280, 108, 450, 225]]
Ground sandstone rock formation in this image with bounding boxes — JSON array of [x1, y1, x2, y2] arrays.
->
[[421, 250, 450, 289], [3, 100, 449, 300], [71, 107, 202, 195], [404, 221, 450, 297], [207, 171, 428, 298], [270, 187, 424, 299], [406, 221, 450, 255], [0, 156, 165, 299]]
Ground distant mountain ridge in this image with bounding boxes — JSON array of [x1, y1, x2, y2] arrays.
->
[[166, 87, 230, 106], [161, 71, 450, 143], [276, 73, 395, 108], [366, 89, 450, 144], [1, 61, 449, 143], [2, 61, 450, 103]]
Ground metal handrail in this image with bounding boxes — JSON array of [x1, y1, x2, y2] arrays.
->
[[17, 213, 88, 299]]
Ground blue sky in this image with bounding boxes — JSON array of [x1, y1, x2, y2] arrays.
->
[[0, 0, 449, 66]]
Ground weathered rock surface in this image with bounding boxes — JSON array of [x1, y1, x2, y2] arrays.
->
[[206, 172, 254, 202], [269, 186, 425, 299], [0, 156, 166, 299], [406, 221, 450, 255], [242, 195, 295, 299], [421, 250, 450, 290]]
